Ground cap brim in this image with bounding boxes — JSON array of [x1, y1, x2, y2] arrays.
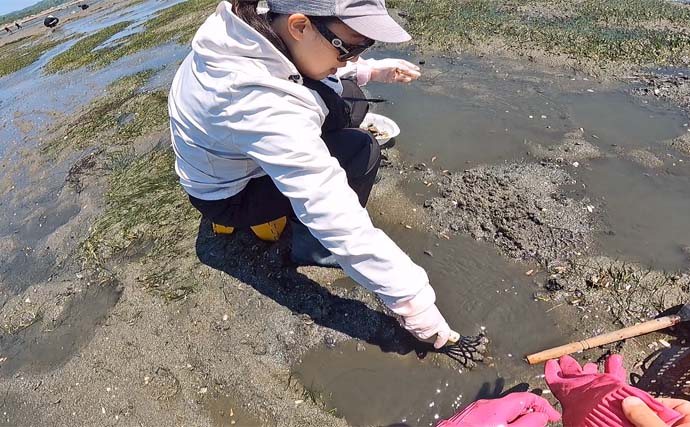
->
[[340, 14, 411, 43]]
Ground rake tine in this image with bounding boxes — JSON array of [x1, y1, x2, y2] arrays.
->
[[434, 333, 489, 369], [443, 351, 478, 369]]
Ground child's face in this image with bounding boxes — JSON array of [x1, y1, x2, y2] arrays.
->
[[280, 15, 369, 80]]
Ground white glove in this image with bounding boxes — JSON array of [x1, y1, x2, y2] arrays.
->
[[366, 58, 421, 83], [399, 303, 451, 349], [387, 283, 452, 348]]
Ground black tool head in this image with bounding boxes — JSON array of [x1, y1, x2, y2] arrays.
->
[[656, 304, 690, 340], [678, 303, 690, 322], [437, 334, 489, 369], [633, 343, 690, 400]]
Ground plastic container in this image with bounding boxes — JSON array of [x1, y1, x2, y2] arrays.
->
[[360, 113, 400, 146]]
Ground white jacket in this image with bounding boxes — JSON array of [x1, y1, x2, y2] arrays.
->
[[168, 1, 436, 314]]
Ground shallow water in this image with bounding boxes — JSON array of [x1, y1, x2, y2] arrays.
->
[[61, 0, 186, 37], [367, 50, 690, 272], [577, 157, 690, 271], [0, 39, 187, 188], [368, 52, 688, 171], [294, 226, 569, 426], [565, 92, 687, 149]]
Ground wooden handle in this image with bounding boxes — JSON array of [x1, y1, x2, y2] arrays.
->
[[526, 315, 680, 364]]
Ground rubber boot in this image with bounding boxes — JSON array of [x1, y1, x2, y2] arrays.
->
[[289, 219, 340, 268]]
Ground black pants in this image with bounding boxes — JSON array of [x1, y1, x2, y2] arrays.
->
[[190, 128, 381, 228]]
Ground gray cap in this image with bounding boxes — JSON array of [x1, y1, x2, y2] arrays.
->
[[266, 0, 411, 43]]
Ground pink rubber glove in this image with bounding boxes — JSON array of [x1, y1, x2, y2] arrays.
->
[[366, 58, 421, 83], [545, 355, 683, 427], [437, 392, 561, 427]]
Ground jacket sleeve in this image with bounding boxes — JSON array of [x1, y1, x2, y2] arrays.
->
[[226, 86, 435, 313], [335, 57, 374, 86]]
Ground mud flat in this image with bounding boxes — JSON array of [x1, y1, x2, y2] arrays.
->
[[2, 0, 690, 426], [423, 162, 594, 264]]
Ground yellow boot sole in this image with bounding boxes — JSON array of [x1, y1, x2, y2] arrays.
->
[[212, 223, 235, 235], [250, 216, 287, 242], [212, 216, 287, 243]]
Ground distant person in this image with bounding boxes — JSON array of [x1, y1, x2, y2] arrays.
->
[[14, 22, 22, 30], [79, 4, 89, 10], [4, 26, 12, 34], [44, 15, 59, 28]]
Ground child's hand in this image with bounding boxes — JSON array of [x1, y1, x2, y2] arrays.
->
[[623, 397, 690, 427]]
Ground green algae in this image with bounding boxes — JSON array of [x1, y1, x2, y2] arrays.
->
[[42, 69, 169, 154], [45, 0, 218, 73], [83, 146, 201, 301], [389, 0, 690, 66], [45, 21, 133, 73], [0, 35, 63, 77]]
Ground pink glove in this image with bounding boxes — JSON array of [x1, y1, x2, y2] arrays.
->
[[437, 392, 561, 427], [365, 58, 421, 83], [545, 355, 683, 427]]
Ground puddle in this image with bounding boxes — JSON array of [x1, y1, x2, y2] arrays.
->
[[294, 227, 571, 426], [14, 197, 81, 244], [0, 251, 57, 295], [0, 192, 81, 292], [0, 282, 122, 378], [366, 51, 690, 272], [367, 56, 570, 171], [368, 52, 688, 172], [577, 157, 690, 270], [565, 91, 687, 149], [204, 393, 263, 427]]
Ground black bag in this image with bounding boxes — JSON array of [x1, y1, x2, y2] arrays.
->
[[301, 77, 369, 133]]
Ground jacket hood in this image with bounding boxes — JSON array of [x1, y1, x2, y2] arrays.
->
[[191, 1, 299, 80]]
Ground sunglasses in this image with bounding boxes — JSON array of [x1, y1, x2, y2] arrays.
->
[[311, 19, 374, 62]]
